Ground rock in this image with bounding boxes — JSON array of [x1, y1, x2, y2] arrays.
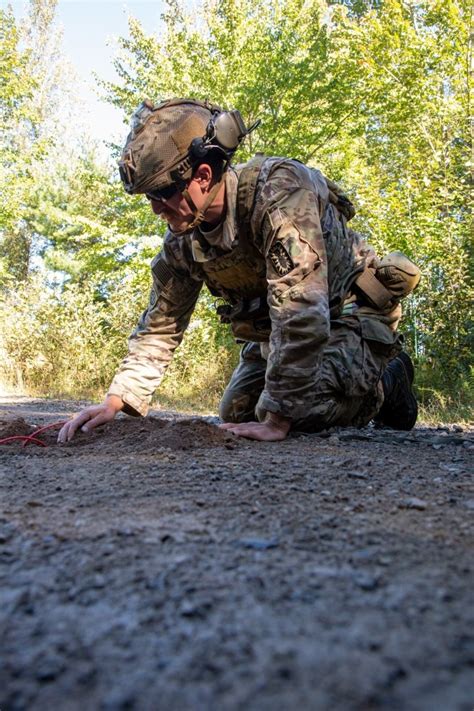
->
[[237, 537, 279, 550], [180, 599, 213, 618], [347, 470, 368, 480], [353, 573, 380, 591], [93, 574, 106, 588], [101, 688, 137, 710], [399, 497, 428, 511], [35, 654, 66, 682], [0, 522, 16, 543]]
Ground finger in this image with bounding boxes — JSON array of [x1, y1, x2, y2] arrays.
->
[[57, 424, 68, 443], [82, 411, 113, 433], [219, 421, 258, 430], [58, 410, 94, 443], [58, 419, 79, 443], [225, 425, 258, 440]]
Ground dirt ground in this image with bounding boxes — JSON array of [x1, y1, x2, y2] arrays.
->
[[0, 396, 473, 711]]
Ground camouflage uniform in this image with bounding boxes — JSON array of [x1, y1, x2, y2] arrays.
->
[[108, 157, 403, 430]]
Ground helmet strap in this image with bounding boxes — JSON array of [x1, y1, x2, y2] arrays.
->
[[172, 178, 224, 235]]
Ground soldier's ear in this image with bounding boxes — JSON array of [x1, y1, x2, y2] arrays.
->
[[193, 164, 213, 190]]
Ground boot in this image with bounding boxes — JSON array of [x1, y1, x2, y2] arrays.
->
[[374, 352, 418, 430]]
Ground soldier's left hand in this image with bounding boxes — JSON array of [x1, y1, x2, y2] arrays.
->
[[219, 414, 290, 441]]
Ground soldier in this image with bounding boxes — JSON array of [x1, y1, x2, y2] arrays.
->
[[58, 98, 420, 444]]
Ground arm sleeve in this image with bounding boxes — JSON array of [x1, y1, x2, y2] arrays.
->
[[107, 240, 203, 416], [256, 181, 330, 421]]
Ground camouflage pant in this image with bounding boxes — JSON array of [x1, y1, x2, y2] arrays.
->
[[219, 315, 402, 432]]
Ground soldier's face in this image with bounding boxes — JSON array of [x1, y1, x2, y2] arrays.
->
[[149, 177, 206, 234]]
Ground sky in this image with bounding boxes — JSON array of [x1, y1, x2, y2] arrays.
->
[[6, 0, 168, 153]]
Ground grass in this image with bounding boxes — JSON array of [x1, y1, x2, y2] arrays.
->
[[3, 364, 472, 427]]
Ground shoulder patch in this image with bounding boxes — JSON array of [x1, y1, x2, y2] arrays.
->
[[268, 242, 294, 277], [152, 255, 173, 289], [149, 287, 158, 309]]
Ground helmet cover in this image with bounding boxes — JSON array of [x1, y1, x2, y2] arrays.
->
[[119, 98, 222, 194]]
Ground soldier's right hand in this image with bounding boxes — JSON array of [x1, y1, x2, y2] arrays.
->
[[57, 395, 124, 443]]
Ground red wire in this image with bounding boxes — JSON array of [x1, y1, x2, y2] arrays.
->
[[27, 421, 68, 439], [0, 435, 47, 447], [23, 421, 68, 448], [0, 421, 68, 448]]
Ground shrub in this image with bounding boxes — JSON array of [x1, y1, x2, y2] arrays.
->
[[0, 276, 239, 412]]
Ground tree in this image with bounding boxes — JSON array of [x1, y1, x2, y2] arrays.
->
[[100, 0, 472, 394], [0, 6, 40, 280], [0, 0, 87, 284], [334, 0, 472, 384]]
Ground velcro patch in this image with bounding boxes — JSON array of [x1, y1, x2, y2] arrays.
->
[[152, 256, 173, 288], [268, 242, 294, 277]]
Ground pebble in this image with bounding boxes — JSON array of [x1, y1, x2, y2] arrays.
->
[[237, 537, 279, 550], [93, 574, 106, 589], [399, 497, 428, 511], [101, 689, 137, 710], [347, 470, 368, 480], [354, 573, 380, 591], [35, 654, 66, 682], [180, 599, 212, 618]]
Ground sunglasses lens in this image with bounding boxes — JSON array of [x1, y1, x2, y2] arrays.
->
[[146, 183, 178, 201]]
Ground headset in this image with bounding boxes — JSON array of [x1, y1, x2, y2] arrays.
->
[[190, 109, 260, 162]]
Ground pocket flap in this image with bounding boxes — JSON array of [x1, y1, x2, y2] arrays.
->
[[359, 317, 399, 345]]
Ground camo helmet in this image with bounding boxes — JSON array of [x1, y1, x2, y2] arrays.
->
[[119, 97, 256, 195]]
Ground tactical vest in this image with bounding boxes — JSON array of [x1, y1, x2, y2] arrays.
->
[[199, 155, 357, 341], [196, 156, 272, 341], [198, 156, 419, 341]]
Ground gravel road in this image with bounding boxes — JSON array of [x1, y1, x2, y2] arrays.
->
[[0, 396, 473, 711]]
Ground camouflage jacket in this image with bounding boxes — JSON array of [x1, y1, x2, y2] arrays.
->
[[108, 157, 396, 419]]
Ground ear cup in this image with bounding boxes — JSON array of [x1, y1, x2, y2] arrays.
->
[[190, 137, 210, 160]]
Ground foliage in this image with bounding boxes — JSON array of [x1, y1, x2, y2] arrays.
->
[[1, 0, 472, 420], [159, 289, 240, 411], [29, 150, 162, 290], [0, 6, 39, 279], [0, 277, 238, 410], [0, 0, 67, 282], [101, 0, 472, 392], [338, 0, 473, 386]]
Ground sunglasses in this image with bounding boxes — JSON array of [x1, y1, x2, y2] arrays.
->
[[145, 183, 180, 202]]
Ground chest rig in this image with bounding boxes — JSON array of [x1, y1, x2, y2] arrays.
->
[[198, 157, 271, 342]]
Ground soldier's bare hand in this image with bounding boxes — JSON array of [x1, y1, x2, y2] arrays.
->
[[219, 413, 291, 441], [57, 395, 124, 443]]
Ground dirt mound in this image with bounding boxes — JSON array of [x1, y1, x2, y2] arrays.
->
[[92, 416, 237, 452], [0, 417, 34, 439], [0, 415, 237, 453]]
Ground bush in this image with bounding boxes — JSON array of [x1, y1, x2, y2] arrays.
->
[[0, 276, 239, 412], [1, 276, 471, 422]]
